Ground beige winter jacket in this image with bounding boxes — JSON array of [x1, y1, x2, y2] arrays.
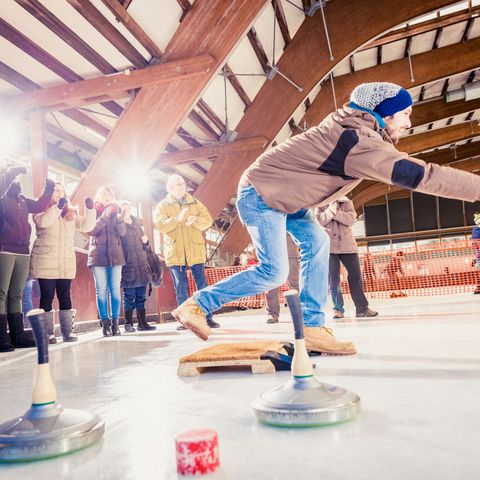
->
[[154, 193, 212, 267], [317, 199, 358, 254], [245, 106, 480, 213], [30, 205, 96, 279]]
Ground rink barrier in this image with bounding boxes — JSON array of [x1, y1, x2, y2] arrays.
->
[[188, 239, 480, 306]]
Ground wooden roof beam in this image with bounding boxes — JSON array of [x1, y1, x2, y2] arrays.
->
[[0, 55, 214, 113], [196, 99, 226, 134], [71, 0, 269, 203], [66, 0, 148, 69], [0, 61, 109, 140], [272, 0, 291, 47], [410, 97, 480, 128], [0, 18, 123, 117], [304, 35, 480, 128], [247, 27, 270, 74], [157, 136, 268, 167], [100, 0, 163, 60], [14, 0, 117, 75], [361, 5, 480, 51], [398, 121, 480, 154], [223, 65, 252, 110]]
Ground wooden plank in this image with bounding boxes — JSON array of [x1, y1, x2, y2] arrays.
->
[[66, 0, 148, 68], [71, 0, 269, 202], [177, 358, 275, 376], [0, 55, 214, 113], [100, 0, 163, 59], [14, 0, 118, 75], [157, 137, 268, 167]]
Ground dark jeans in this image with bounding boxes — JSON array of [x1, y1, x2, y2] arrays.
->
[[123, 285, 147, 310], [329, 253, 368, 314], [170, 264, 212, 321], [38, 278, 72, 311], [0, 252, 30, 314]]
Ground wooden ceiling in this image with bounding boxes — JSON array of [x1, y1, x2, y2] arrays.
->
[[1, 0, 479, 254]]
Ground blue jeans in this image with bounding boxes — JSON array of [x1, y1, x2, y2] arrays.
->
[[123, 286, 147, 311], [91, 266, 122, 320], [194, 183, 330, 327], [170, 264, 212, 321]]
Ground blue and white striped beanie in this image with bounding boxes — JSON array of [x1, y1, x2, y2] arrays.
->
[[350, 82, 413, 118]]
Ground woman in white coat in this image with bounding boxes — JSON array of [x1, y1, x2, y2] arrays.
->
[[30, 182, 96, 342]]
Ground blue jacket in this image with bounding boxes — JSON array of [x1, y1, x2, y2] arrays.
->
[[472, 226, 480, 260]]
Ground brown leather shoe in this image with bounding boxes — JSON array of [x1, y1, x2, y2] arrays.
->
[[333, 310, 344, 319], [356, 308, 378, 318], [172, 297, 211, 341], [304, 327, 356, 355]]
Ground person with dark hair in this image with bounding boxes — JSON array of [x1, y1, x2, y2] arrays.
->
[[88, 186, 126, 337], [472, 211, 480, 295], [384, 251, 407, 298], [30, 182, 96, 343], [119, 201, 156, 332], [0, 166, 55, 352], [317, 197, 378, 319], [171, 82, 480, 355], [362, 253, 377, 293]]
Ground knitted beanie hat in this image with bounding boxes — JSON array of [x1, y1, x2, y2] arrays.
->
[[350, 82, 413, 118]]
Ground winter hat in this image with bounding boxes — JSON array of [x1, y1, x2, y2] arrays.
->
[[349, 82, 413, 118]]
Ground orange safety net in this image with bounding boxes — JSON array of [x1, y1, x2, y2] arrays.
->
[[188, 239, 480, 307]]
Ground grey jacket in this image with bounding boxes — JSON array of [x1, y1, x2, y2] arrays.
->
[[245, 106, 480, 213], [317, 199, 358, 254]]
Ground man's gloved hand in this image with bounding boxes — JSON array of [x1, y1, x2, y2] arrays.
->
[[84, 197, 94, 209], [45, 178, 56, 192], [57, 197, 67, 210], [9, 166, 28, 177]]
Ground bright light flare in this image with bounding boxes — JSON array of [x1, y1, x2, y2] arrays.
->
[[0, 120, 20, 157], [118, 166, 152, 197]]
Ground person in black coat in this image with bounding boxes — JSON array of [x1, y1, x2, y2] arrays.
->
[[88, 186, 126, 337], [119, 201, 155, 332], [0, 165, 55, 352]]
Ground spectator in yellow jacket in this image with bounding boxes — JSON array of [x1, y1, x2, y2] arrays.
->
[[155, 174, 219, 329]]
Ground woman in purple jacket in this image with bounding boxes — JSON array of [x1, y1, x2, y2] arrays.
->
[[0, 165, 55, 352]]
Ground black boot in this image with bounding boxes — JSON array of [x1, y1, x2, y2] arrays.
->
[[111, 318, 121, 336], [7, 312, 36, 348], [59, 309, 78, 342], [44, 310, 57, 344], [207, 317, 220, 328], [137, 308, 156, 331], [124, 310, 136, 333], [101, 319, 112, 337], [0, 314, 14, 352]]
